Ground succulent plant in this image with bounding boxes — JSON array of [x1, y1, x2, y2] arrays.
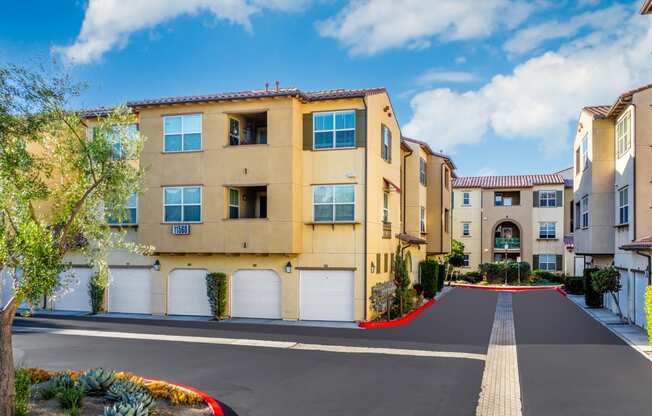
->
[[121, 391, 155, 411], [49, 372, 76, 390], [78, 368, 116, 394], [106, 379, 147, 402], [103, 402, 149, 416]]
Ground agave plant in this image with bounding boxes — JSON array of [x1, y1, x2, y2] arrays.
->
[[103, 402, 149, 416], [106, 379, 147, 402], [121, 392, 155, 411], [79, 368, 116, 394]]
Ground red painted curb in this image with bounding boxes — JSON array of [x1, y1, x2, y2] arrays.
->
[[555, 286, 568, 297], [359, 298, 436, 329], [143, 377, 224, 416]]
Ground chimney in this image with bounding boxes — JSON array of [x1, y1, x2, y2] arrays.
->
[[265, 82, 269, 92], [275, 81, 280, 92]]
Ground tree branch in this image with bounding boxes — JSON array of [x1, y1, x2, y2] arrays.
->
[[56, 109, 98, 183]]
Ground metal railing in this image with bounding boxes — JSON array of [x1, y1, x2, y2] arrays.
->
[[495, 237, 520, 249]]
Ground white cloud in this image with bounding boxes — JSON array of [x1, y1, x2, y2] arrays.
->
[[403, 7, 652, 155], [317, 0, 531, 56], [504, 4, 629, 55], [476, 167, 497, 176], [54, 0, 309, 64], [417, 69, 478, 85]]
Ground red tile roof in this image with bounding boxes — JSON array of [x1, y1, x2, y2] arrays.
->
[[620, 236, 652, 250], [396, 233, 427, 245], [401, 137, 456, 170], [452, 174, 565, 189]]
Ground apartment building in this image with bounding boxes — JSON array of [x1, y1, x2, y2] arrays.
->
[[574, 84, 652, 328], [22, 86, 455, 323], [400, 137, 455, 283], [452, 173, 573, 274]]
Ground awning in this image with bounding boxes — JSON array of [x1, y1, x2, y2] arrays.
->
[[383, 177, 401, 193], [396, 233, 426, 245], [563, 235, 574, 249]]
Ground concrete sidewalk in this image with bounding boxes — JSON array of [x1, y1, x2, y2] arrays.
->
[[567, 294, 652, 362]]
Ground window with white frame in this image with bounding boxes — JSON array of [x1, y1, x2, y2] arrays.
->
[[581, 133, 589, 170], [383, 191, 389, 223], [382, 125, 391, 161], [463, 254, 470, 267], [539, 222, 556, 239], [229, 189, 240, 219], [313, 111, 355, 149], [462, 222, 470, 237], [539, 190, 557, 207], [538, 254, 556, 271], [419, 158, 427, 185], [107, 193, 138, 225], [164, 186, 202, 223], [313, 184, 355, 222], [618, 186, 629, 225], [616, 111, 631, 158], [420, 206, 426, 233], [581, 195, 589, 229], [164, 114, 202, 152], [463, 192, 470, 205], [95, 124, 138, 160]]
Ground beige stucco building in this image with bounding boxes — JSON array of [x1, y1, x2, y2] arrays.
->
[[452, 173, 573, 274], [1, 87, 456, 323]]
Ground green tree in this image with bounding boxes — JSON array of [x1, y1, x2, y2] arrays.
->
[[444, 239, 465, 284], [0, 65, 149, 415], [592, 267, 623, 320], [392, 244, 411, 316]]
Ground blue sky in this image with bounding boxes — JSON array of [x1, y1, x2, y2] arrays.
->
[[2, 0, 651, 177]]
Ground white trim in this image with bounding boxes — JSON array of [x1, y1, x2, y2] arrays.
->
[[312, 184, 356, 223], [538, 222, 556, 239], [163, 113, 203, 153], [162, 186, 203, 223], [618, 186, 629, 225], [616, 108, 632, 158], [312, 110, 356, 150]]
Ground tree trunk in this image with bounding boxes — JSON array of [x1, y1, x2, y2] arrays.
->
[[0, 298, 18, 416], [610, 292, 625, 322]]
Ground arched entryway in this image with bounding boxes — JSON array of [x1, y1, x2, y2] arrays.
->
[[493, 220, 521, 262]]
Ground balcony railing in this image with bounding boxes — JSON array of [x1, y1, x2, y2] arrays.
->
[[383, 222, 392, 239], [495, 237, 520, 249]]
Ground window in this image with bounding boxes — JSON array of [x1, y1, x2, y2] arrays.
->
[[419, 158, 427, 185], [107, 193, 138, 225], [581, 195, 589, 229], [420, 206, 426, 233], [463, 192, 470, 205], [229, 189, 240, 219], [539, 191, 557, 207], [539, 222, 556, 239], [616, 111, 631, 157], [575, 201, 581, 230], [463, 255, 470, 267], [313, 184, 355, 222], [538, 255, 557, 271], [164, 186, 201, 223], [229, 118, 240, 145], [445, 208, 450, 233], [618, 187, 629, 225], [164, 114, 202, 152], [381, 125, 391, 161], [313, 111, 355, 149], [575, 148, 580, 174], [96, 124, 138, 160], [383, 191, 389, 223], [581, 133, 589, 170], [444, 168, 450, 190], [495, 191, 520, 206], [462, 222, 470, 237], [228, 112, 267, 145]]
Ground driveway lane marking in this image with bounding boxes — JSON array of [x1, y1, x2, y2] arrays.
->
[[13, 326, 486, 361]]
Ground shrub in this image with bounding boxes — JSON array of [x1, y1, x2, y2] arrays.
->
[[26, 367, 53, 384], [14, 368, 30, 416], [592, 267, 622, 318], [437, 262, 446, 292], [480, 262, 530, 284], [56, 384, 85, 415], [584, 268, 603, 308], [392, 245, 413, 316], [206, 272, 227, 320], [88, 269, 108, 314], [420, 259, 439, 299], [646, 286, 652, 348], [564, 276, 584, 295], [79, 368, 116, 395], [413, 283, 423, 296], [464, 271, 483, 284]]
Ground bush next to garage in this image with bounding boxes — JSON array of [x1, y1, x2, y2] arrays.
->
[[419, 259, 439, 299], [646, 285, 652, 348], [480, 261, 530, 285], [436, 262, 446, 292], [88, 267, 108, 315], [564, 275, 584, 295], [583, 268, 603, 308], [463, 271, 483, 284], [206, 272, 227, 320]]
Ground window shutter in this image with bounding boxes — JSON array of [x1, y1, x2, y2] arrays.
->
[[303, 113, 313, 150], [355, 109, 366, 148], [556, 255, 563, 271], [533, 191, 539, 207], [533, 255, 539, 269], [556, 190, 563, 207]]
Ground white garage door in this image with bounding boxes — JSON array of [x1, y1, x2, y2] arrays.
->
[[168, 269, 211, 316], [231, 269, 281, 319], [53, 268, 92, 312], [300, 270, 354, 321], [108, 268, 152, 314]]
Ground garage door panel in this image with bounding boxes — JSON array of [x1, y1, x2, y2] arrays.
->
[[108, 269, 152, 314], [232, 270, 281, 319], [168, 269, 211, 316], [53, 268, 92, 312], [300, 270, 354, 322]]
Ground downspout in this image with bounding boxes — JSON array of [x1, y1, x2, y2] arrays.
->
[[363, 98, 369, 320], [440, 162, 445, 254], [631, 104, 637, 240], [402, 146, 413, 234]]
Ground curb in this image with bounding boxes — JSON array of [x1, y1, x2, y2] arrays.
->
[[359, 298, 436, 329], [143, 377, 224, 416]]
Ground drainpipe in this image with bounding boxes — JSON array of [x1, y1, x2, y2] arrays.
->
[[402, 146, 413, 234], [363, 98, 369, 320], [440, 162, 445, 254]]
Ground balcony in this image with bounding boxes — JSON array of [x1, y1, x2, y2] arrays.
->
[[495, 237, 520, 250]]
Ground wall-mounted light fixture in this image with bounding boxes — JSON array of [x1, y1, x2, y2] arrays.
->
[[370, 261, 375, 274], [152, 260, 161, 271], [284, 261, 292, 273]]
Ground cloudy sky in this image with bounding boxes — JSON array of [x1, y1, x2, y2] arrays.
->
[[2, 0, 652, 176]]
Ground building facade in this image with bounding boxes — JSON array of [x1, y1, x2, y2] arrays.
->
[[452, 174, 573, 274]]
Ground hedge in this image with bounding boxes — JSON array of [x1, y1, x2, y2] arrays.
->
[[206, 272, 228, 319], [583, 268, 603, 308], [480, 261, 530, 284], [564, 275, 584, 295], [437, 262, 446, 292], [420, 259, 439, 299]]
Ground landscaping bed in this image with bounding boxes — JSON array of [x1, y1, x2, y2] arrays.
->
[[17, 368, 214, 416]]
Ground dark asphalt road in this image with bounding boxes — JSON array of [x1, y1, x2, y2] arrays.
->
[[12, 288, 497, 416]]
